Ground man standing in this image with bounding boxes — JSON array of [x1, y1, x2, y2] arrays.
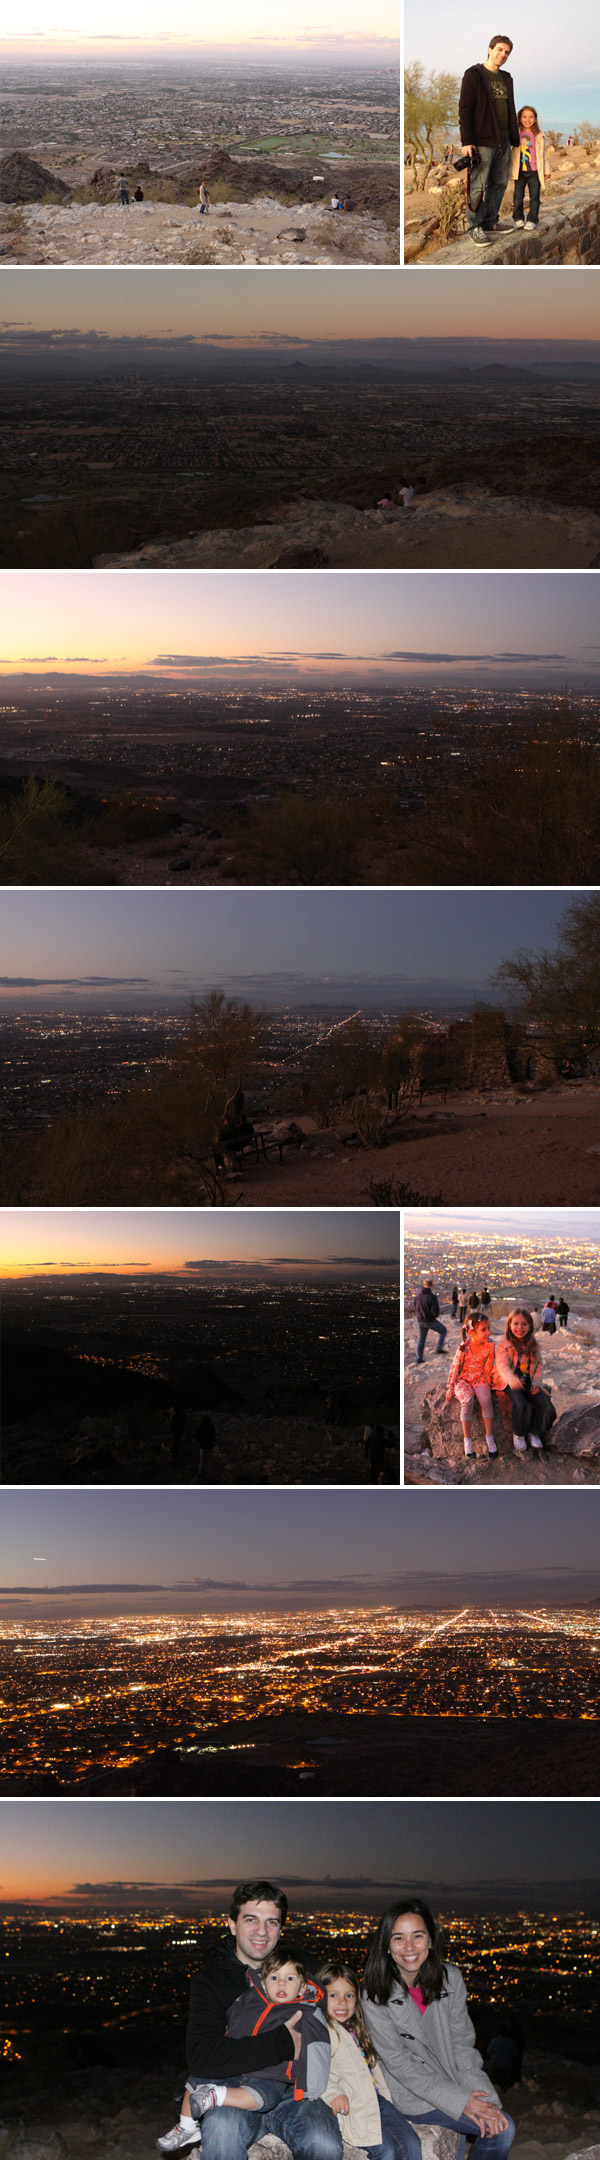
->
[[415, 1276, 447, 1365], [175, 1880, 342, 2160], [459, 36, 520, 245]]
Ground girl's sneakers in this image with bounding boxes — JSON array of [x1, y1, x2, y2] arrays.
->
[[513, 1434, 527, 1454], [463, 1435, 475, 1456], [157, 2127, 202, 2153], [485, 1435, 498, 1457]]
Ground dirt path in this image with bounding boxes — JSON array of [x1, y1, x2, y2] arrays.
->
[[232, 1086, 600, 1207]]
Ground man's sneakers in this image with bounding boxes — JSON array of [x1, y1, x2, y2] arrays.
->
[[157, 2127, 202, 2153], [471, 226, 490, 244]]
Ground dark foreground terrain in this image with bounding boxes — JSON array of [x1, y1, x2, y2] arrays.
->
[[6, 1713, 598, 1797], [2, 364, 598, 569]]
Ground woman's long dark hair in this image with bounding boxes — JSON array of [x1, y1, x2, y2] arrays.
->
[[363, 1900, 448, 2007]]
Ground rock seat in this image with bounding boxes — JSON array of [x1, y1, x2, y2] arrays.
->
[[420, 1379, 555, 1466]]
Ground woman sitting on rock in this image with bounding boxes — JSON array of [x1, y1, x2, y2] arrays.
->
[[445, 1311, 498, 1459], [362, 1900, 515, 2160], [493, 1308, 549, 1457]]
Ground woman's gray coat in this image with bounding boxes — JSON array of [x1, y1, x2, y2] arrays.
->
[[362, 1967, 500, 2120]]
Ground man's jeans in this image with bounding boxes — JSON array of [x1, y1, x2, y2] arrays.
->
[[512, 169, 541, 223], [466, 138, 511, 227], [416, 1319, 447, 1364], [199, 2095, 343, 2160], [399, 2106, 516, 2160]]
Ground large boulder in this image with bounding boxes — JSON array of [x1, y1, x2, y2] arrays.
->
[[0, 152, 70, 202], [8, 2136, 67, 2160], [419, 1379, 556, 1466], [251, 2135, 458, 2160], [549, 1403, 600, 1458]]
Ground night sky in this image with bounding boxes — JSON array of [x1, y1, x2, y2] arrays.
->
[[1, 1799, 598, 1904], [1, 1488, 599, 1612], [0, 887, 572, 1011]]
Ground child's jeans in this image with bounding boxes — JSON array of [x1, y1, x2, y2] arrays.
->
[[513, 170, 541, 222]]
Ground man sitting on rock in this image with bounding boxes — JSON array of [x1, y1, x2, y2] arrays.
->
[[458, 36, 520, 245], [162, 1879, 342, 2160]]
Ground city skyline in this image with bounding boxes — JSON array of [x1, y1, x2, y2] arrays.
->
[[3, 267, 599, 354], [1, 1489, 599, 1614], [0, 1798, 597, 1905], [0, 1205, 398, 1277], [1, 571, 598, 686], [405, 1210, 600, 1244], [0, 887, 571, 1012]]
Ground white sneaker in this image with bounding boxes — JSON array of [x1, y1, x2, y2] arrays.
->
[[529, 1434, 543, 1450], [157, 2127, 202, 2152], [513, 1434, 527, 1455], [486, 1436, 498, 1457], [463, 1436, 475, 1456], [513, 218, 525, 227]]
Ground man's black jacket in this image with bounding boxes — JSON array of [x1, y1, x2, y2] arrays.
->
[[415, 1286, 439, 1325], [186, 1945, 292, 2080], [459, 63, 520, 147]]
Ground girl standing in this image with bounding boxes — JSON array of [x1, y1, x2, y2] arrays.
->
[[511, 107, 547, 228]]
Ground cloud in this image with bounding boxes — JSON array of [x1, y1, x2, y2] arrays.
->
[[382, 651, 569, 664], [0, 975, 152, 989]]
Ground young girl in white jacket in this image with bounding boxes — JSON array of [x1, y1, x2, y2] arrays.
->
[[317, 1962, 416, 2160]]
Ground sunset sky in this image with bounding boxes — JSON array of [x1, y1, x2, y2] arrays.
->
[[2, 266, 599, 351], [0, 1206, 398, 1278], [1, 1798, 597, 1906], [0, 887, 570, 1009], [1, 1489, 599, 1613], [1, 571, 598, 686], [404, 0, 599, 127], [0, 0, 398, 58]]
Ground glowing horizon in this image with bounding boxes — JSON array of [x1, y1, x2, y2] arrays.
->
[[0, 571, 597, 684], [0, 1205, 397, 1278], [3, 266, 600, 344]]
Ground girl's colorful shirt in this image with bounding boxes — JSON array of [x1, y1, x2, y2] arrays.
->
[[448, 1339, 494, 1388], [519, 130, 537, 171]]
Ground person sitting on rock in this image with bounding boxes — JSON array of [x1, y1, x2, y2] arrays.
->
[[445, 1312, 498, 1459], [158, 1948, 330, 2153], [493, 1308, 549, 1456]]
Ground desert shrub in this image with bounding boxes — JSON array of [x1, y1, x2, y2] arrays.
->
[[316, 214, 369, 259], [436, 179, 467, 244], [495, 891, 600, 1066], [242, 793, 365, 884], [86, 800, 176, 847], [365, 1173, 443, 1205], [399, 718, 600, 887], [0, 777, 96, 885]]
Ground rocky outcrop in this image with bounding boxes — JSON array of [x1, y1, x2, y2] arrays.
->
[[548, 1403, 600, 1459], [93, 489, 600, 571], [418, 1379, 556, 1467], [433, 183, 600, 266], [0, 152, 70, 202]]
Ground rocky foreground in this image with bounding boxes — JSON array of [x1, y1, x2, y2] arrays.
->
[[94, 490, 600, 572], [405, 1304, 600, 1483], [2, 1412, 399, 1488], [0, 196, 393, 267], [1, 2053, 599, 2160]]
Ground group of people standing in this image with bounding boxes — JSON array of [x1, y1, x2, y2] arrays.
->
[[159, 1881, 515, 2160], [413, 1278, 557, 1458]]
